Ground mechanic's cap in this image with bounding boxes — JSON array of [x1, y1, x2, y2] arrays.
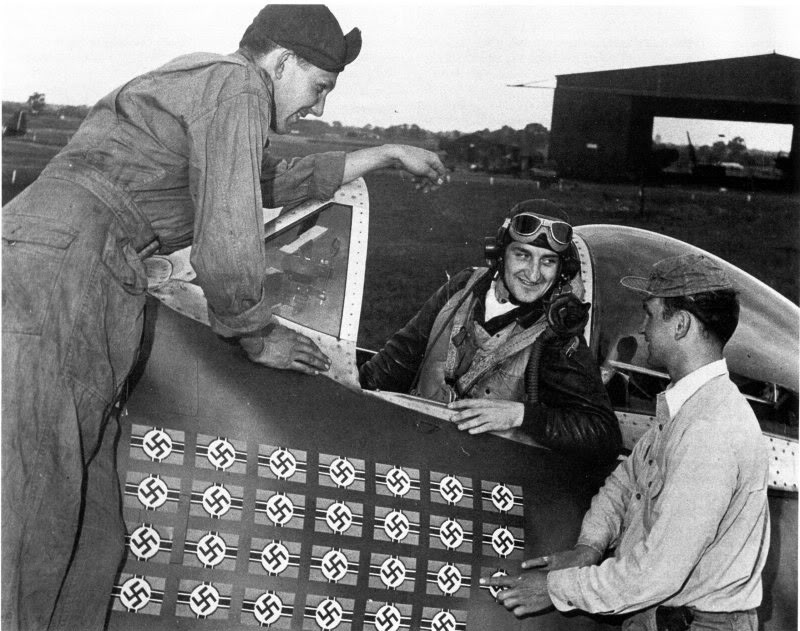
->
[[243, 5, 361, 73], [620, 253, 733, 297]]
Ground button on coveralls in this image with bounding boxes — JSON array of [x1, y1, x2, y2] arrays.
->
[[2, 51, 344, 630]]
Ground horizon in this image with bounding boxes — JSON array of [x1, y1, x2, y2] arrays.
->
[[3, 2, 798, 151]]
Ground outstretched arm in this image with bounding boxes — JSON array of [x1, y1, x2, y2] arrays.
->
[[343, 144, 446, 191]]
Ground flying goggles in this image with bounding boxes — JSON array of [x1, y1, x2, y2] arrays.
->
[[507, 212, 573, 252]]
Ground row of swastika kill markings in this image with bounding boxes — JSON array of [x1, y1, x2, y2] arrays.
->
[[113, 573, 470, 630], [130, 426, 521, 514]]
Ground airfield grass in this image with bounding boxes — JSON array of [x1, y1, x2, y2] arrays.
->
[[3, 113, 798, 350]]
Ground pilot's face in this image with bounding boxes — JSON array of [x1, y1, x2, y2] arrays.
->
[[502, 242, 560, 303], [272, 56, 338, 134], [641, 297, 672, 368]]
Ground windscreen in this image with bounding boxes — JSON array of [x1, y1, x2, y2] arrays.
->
[[263, 203, 352, 338]]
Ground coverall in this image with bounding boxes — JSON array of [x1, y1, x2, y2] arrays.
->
[[2, 50, 344, 630]]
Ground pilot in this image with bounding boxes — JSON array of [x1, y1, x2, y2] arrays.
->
[[483, 254, 769, 631], [359, 200, 622, 464], [1, 5, 446, 630]]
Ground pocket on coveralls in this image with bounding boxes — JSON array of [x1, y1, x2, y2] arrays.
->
[[2, 217, 78, 335]]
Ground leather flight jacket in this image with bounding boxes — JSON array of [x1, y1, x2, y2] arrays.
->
[[359, 268, 622, 465]]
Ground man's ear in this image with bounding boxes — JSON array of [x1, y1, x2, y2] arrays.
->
[[674, 310, 692, 340], [274, 49, 292, 80]]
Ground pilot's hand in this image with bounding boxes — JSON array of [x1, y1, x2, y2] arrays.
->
[[522, 544, 602, 571], [448, 399, 524, 434], [480, 570, 552, 617], [388, 144, 448, 193], [240, 325, 330, 375]]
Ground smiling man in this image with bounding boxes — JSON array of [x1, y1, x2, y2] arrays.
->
[[1, 5, 446, 630], [359, 199, 621, 463]]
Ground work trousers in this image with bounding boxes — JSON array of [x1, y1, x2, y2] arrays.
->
[[2, 173, 150, 630], [623, 607, 758, 631]]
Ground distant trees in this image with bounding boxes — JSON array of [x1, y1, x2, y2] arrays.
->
[[653, 135, 779, 171]]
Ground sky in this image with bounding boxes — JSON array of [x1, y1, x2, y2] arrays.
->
[[3, 1, 799, 151]]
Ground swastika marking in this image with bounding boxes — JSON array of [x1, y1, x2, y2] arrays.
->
[[488, 570, 509, 599], [189, 583, 220, 618], [206, 438, 236, 470], [129, 525, 161, 561], [329, 457, 356, 488], [265, 494, 295, 526], [436, 564, 463, 595], [491, 484, 515, 512], [260, 541, 290, 574], [201, 484, 232, 518], [439, 519, 465, 550], [137, 476, 169, 510], [491, 527, 516, 557], [253, 592, 283, 625], [196, 533, 227, 568], [119, 576, 152, 612], [325, 502, 353, 534], [385, 467, 412, 496], [383, 510, 410, 542], [268, 448, 297, 479], [142, 429, 173, 461], [315, 598, 344, 630], [379, 556, 407, 589], [321, 549, 349, 582], [431, 610, 457, 631], [438, 475, 464, 505], [375, 604, 402, 631]]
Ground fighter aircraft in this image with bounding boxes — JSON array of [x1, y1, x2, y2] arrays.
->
[[108, 179, 797, 631]]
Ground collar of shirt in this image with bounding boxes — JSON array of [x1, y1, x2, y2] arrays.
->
[[485, 280, 518, 321], [662, 359, 728, 419]]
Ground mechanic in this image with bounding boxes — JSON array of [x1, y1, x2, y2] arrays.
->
[[483, 253, 769, 631], [359, 200, 622, 464], [1, 5, 446, 630]]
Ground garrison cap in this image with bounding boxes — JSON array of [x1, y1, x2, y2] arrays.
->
[[243, 5, 361, 73], [620, 253, 733, 297]]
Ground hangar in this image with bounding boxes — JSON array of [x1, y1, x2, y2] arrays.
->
[[548, 53, 800, 185]]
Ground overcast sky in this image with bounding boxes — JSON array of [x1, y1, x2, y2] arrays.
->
[[3, 1, 798, 150]]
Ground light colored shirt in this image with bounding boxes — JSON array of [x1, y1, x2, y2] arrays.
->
[[548, 360, 770, 614], [485, 280, 517, 321], [58, 51, 345, 337]]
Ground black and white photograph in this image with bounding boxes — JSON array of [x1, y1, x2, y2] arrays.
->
[[2, 2, 798, 630]]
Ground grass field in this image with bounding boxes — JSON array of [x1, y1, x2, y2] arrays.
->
[[3, 111, 798, 350]]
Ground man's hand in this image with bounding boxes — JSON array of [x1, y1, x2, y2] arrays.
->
[[480, 570, 552, 617], [448, 399, 524, 434], [387, 144, 447, 193], [522, 544, 602, 571], [240, 325, 330, 375]]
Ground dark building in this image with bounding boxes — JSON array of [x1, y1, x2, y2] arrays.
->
[[549, 53, 800, 185]]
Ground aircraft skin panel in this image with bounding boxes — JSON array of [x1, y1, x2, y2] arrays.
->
[[117, 189, 795, 630], [110, 303, 616, 630]]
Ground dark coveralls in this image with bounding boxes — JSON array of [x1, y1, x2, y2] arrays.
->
[[2, 50, 344, 630], [359, 268, 622, 465]]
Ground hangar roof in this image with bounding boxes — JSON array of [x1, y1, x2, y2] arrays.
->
[[555, 53, 800, 105]]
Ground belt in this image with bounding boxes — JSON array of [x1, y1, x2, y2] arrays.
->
[[41, 158, 160, 258]]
